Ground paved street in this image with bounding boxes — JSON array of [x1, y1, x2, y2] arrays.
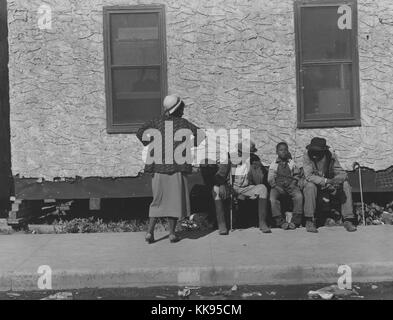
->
[[1, 225, 393, 291], [1, 282, 392, 300]]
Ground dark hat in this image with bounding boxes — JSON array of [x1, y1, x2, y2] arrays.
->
[[306, 137, 330, 151], [237, 140, 257, 153]]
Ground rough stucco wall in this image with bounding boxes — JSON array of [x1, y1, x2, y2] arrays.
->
[[7, 0, 393, 179]]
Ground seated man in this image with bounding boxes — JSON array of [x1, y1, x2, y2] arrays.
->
[[232, 140, 271, 234], [268, 142, 303, 230], [302, 137, 357, 233]]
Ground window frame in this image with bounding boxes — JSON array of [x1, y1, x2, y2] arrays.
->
[[103, 5, 167, 134], [294, 0, 361, 128]]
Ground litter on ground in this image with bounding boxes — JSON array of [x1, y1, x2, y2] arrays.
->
[[308, 285, 358, 300], [40, 292, 73, 300]]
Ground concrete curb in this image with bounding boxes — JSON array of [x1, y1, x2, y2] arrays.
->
[[2, 261, 393, 291]]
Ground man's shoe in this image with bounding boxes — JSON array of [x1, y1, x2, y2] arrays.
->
[[219, 230, 229, 235], [259, 223, 272, 234], [281, 222, 290, 230], [306, 220, 318, 233], [291, 214, 302, 228], [275, 217, 285, 228], [325, 218, 337, 227], [343, 220, 357, 232], [288, 222, 296, 230]]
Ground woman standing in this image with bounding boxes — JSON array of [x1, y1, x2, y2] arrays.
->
[[136, 95, 200, 243]]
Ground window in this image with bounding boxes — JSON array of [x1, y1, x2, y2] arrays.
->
[[104, 5, 167, 133], [294, 0, 360, 128]]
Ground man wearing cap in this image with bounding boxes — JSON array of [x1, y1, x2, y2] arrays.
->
[[232, 140, 271, 233], [136, 94, 203, 243], [302, 137, 357, 233]]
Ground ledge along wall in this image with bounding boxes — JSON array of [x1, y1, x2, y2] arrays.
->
[[7, 0, 393, 181]]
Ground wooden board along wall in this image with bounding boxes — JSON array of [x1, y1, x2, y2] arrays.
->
[[13, 173, 205, 200], [12, 168, 393, 201]]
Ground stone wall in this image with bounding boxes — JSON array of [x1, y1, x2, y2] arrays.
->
[[7, 0, 393, 179]]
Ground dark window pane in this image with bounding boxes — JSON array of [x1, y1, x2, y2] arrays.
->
[[112, 68, 161, 124], [111, 13, 160, 65], [303, 64, 352, 119], [113, 98, 161, 124], [301, 6, 352, 61]]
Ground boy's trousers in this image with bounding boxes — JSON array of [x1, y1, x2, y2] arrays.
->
[[270, 184, 303, 218]]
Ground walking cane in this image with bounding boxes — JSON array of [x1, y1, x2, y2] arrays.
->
[[229, 170, 233, 232], [353, 162, 366, 226]]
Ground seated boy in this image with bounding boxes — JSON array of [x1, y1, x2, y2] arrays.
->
[[268, 142, 303, 230]]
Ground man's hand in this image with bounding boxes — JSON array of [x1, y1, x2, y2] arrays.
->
[[326, 177, 342, 187], [219, 185, 229, 199], [275, 185, 285, 194], [331, 177, 343, 185], [288, 179, 298, 192]]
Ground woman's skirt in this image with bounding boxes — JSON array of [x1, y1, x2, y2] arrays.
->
[[149, 172, 190, 219]]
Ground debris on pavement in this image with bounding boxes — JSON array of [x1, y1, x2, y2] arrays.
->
[[211, 285, 238, 297], [308, 285, 358, 300], [40, 292, 73, 300], [354, 201, 393, 225], [177, 288, 191, 298], [185, 286, 201, 290], [371, 285, 378, 290], [231, 285, 238, 292], [241, 292, 263, 298], [308, 291, 334, 300], [6, 292, 21, 298]]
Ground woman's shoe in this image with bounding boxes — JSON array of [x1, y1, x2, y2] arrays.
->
[[145, 233, 155, 244], [169, 234, 181, 243]]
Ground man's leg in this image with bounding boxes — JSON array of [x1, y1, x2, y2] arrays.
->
[[251, 184, 271, 233], [269, 187, 287, 229], [212, 186, 228, 235], [340, 181, 357, 232], [269, 187, 283, 219], [235, 185, 271, 233], [287, 186, 303, 228], [303, 182, 317, 218], [303, 182, 318, 233]]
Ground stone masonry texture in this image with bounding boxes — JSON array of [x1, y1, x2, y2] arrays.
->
[[6, 0, 393, 179]]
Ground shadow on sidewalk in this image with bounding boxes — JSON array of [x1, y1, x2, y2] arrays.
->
[[177, 229, 215, 240], [152, 229, 215, 243]]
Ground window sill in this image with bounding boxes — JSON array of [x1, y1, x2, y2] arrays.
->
[[297, 119, 361, 129], [107, 124, 142, 134]]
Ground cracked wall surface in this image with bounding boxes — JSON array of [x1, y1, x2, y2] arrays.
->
[[7, 0, 393, 179]]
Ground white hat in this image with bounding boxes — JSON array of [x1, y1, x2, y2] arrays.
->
[[163, 94, 183, 114]]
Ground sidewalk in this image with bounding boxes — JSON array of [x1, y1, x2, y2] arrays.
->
[[1, 226, 393, 291]]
